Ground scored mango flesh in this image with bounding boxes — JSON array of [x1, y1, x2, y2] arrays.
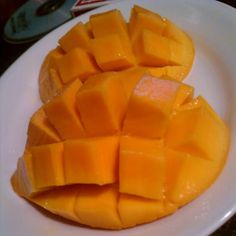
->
[[12, 5, 230, 230], [38, 5, 194, 103]]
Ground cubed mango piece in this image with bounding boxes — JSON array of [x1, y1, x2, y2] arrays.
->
[[59, 22, 92, 52], [39, 47, 65, 103], [90, 9, 129, 39], [166, 65, 189, 81], [74, 185, 122, 229], [116, 67, 148, 100], [163, 19, 194, 70], [165, 149, 222, 206], [147, 65, 189, 81], [173, 83, 194, 108], [56, 47, 100, 83], [64, 136, 119, 185], [39, 68, 63, 103], [119, 136, 165, 200], [41, 47, 65, 71], [131, 5, 164, 19], [133, 30, 170, 66], [31, 186, 79, 222], [129, 12, 166, 41], [165, 96, 230, 162], [169, 40, 188, 66], [44, 79, 85, 139], [123, 75, 180, 138], [90, 34, 135, 71], [76, 73, 127, 136], [30, 143, 64, 189], [163, 19, 194, 51], [169, 40, 194, 67], [118, 194, 165, 228], [27, 107, 60, 146], [12, 151, 41, 197], [146, 67, 167, 78]]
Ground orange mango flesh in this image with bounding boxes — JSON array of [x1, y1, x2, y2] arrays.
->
[[64, 136, 119, 185], [129, 12, 166, 41], [133, 30, 171, 66], [90, 34, 135, 71], [76, 73, 127, 136], [165, 149, 223, 206], [39, 6, 195, 102], [173, 83, 194, 108], [129, 5, 164, 36], [118, 194, 165, 228], [74, 185, 122, 229], [12, 151, 40, 197], [116, 67, 148, 99], [30, 143, 64, 189], [12, 5, 230, 231], [27, 108, 61, 146], [89, 9, 129, 39], [55, 47, 100, 83], [165, 96, 230, 162], [44, 79, 85, 139], [123, 75, 180, 138], [31, 186, 79, 222], [163, 19, 195, 72], [58, 22, 92, 52], [119, 136, 165, 200], [39, 47, 65, 103]]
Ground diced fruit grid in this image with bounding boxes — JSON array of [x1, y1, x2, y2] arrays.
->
[[12, 5, 229, 230]]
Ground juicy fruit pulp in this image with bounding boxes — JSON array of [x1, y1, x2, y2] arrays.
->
[[12, 5, 230, 230], [38, 5, 194, 103]]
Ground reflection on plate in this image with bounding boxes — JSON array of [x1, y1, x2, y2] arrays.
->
[[0, 0, 236, 236]]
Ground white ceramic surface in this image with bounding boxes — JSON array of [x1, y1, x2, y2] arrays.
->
[[0, 0, 236, 235]]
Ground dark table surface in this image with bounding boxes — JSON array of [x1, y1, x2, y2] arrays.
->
[[0, 0, 236, 235]]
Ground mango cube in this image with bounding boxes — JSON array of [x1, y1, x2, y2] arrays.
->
[[119, 136, 165, 200], [74, 185, 122, 229], [129, 11, 166, 40], [166, 65, 188, 81], [163, 19, 194, 68], [44, 79, 85, 140], [30, 143, 64, 189], [165, 96, 230, 162], [165, 149, 222, 206], [118, 194, 165, 228], [27, 108, 60, 146], [131, 5, 164, 19], [116, 67, 148, 99], [133, 30, 171, 66], [76, 73, 127, 136], [42, 47, 65, 71], [31, 186, 79, 221], [56, 47, 100, 83], [123, 75, 180, 138], [39, 68, 63, 103], [59, 22, 92, 52], [13, 151, 39, 197], [90, 9, 129, 38], [90, 34, 135, 71], [164, 19, 193, 50], [39, 47, 65, 102], [64, 136, 119, 185], [173, 83, 194, 108], [147, 67, 166, 78]]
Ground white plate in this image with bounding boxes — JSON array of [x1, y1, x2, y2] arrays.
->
[[0, 0, 236, 235]]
